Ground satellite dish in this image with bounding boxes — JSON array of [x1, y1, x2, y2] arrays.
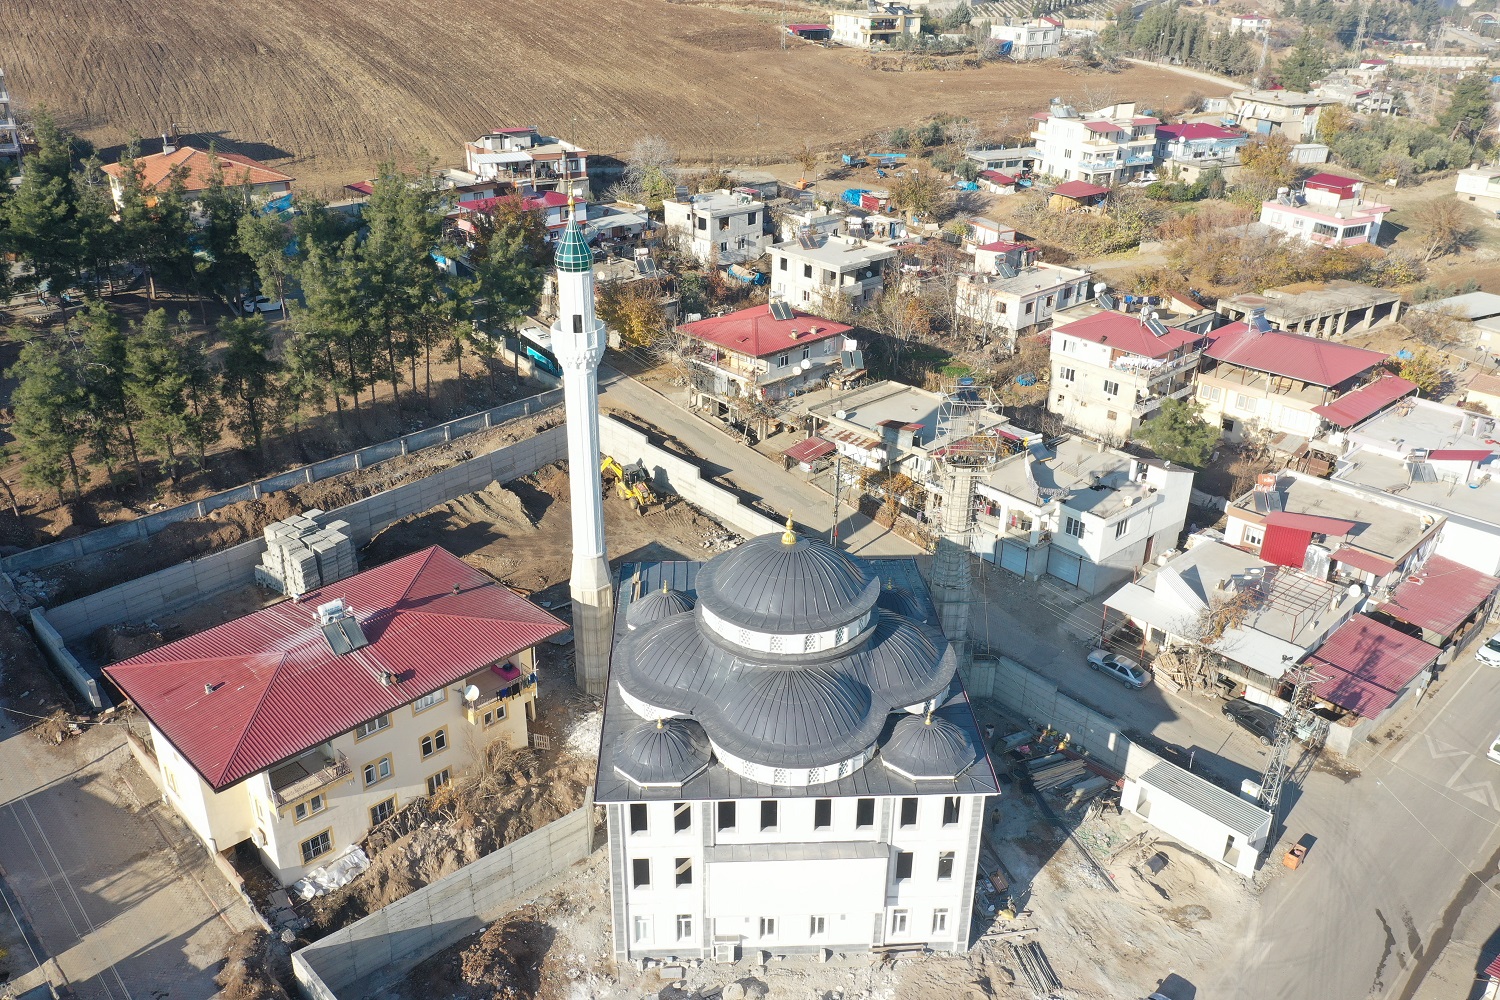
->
[[801, 359, 812, 370], [464, 685, 481, 703]]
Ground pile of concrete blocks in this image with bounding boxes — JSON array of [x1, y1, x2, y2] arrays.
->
[[254, 510, 357, 596]]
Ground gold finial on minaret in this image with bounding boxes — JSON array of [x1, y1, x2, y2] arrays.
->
[[782, 513, 798, 545]]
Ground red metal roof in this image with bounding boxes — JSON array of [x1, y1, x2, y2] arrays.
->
[[976, 239, 1031, 252], [1486, 953, 1500, 981], [1156, 123, 1244, 142], [1379, 556, 1500, 637], [785, 437, 836, 463], [1266, 511, 1356, 535], [1081, 121, 1121, 135], [1305, 173, 1360, 194], [680, 304, 851, 359], [105, 547, 567, 791], [1205, 323, 1386, 387], [1052, 180, 1110, 199], [786, 23, 829, 31], [1427, 449, 1494, 461], [1308, 615, 1439, 718], [1052, 309, 1203, 359], [1330, 547, 1396, 577], [978, 170, 1016, 185], [1310, 375, 1417, 428], [1260, 524, 1313, 569]]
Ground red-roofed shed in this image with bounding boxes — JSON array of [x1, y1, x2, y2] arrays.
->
[[1311, 376, 1418, 428], [679, 304, 852, 360], [1307, 615, 1440, 719], [1330, 547, 1397, 578], [105, 547, 567, 791], [1378, 555, 1500, 641], [1053, 180, 1111, 199], [1205, 324, 1387, 387], [784, 437, 836, 465]]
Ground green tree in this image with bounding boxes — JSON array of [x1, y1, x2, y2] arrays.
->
[[1397, 348, 1446, 396], [195, 150, 256, 303], [115, 146, 196, 299], [76, 301, 143, 484], [296, 235, 370, 420], [1277, 33, 1329, 92], [219, 315, 281, 453], [125, 310, 218, 479], [7, 333, 89, 498], [464, 196, 547, 393], [1438, 74, 1493, 143], [237, 208, 294, 307], [1135, 397, 1220, 467], [6, 111, 85, 297]]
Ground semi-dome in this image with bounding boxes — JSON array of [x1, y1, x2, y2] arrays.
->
[[695, 526, 880, 634], [881, 713, 978, 781], [614, 717, 712, 788], [626, 586, 695, 630], [877, 584, 929, 624]]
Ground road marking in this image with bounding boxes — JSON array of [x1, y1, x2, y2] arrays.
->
[[1389, 662, 1491, 765], [1444, 755, 1500, 812]]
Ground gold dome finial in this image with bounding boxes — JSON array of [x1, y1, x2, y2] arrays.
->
[[782, 513, 797, 545], [656, 717, 665, 730], [662, 580, 670, 593]]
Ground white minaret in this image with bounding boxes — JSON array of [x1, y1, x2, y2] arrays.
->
[[549, 201, 614, 697]]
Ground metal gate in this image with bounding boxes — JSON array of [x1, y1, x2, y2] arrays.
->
[[1000, 540, 1028, 577], [1046, 547, 1082, 586]]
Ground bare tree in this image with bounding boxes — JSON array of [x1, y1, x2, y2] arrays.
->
[[796, 144, 820, 185], [946, 118, 981, 154], [1400, 306, 1468, 350], [1407, 198, 1483, 262]]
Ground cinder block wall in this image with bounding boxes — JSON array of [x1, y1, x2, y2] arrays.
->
[[966, 654, 1131, 774], [292, 803, 595, 999]]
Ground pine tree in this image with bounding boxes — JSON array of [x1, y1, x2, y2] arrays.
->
[[76, 301, 143, 485], [196, 149, 256, 303], [1439, 75, 1493, 143], [296, 236, 369, 420], [6, 111, 85, 297], [1277, 33, 1329, 92], [1136, 398, 1220, 467], [124, 309, 217, 479], [219, 315, 281, 453], [6, 333, 89, 498]]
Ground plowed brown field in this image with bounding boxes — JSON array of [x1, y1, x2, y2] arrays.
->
[[5, 0, 1225, 190]]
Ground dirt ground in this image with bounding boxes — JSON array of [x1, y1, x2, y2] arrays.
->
[[6, 0, 1222, 193], [19, 408, 565, 606]]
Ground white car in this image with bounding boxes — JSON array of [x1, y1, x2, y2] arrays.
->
[[1477, 634, 1500, 668], [242, 294, 284, 315], [1488, 731, 1500, 765], [1087, 649, 1150, 689]]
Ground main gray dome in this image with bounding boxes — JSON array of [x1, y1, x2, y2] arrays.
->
[[881, 714, 978, 780], [614, 718, 712, 787], [626, 587, 695, 630], [695, 530, 880, 633]]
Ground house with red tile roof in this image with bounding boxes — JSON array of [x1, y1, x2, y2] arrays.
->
[[1195, 317, 1391, 450], [1258, 173, 1392, 248], [104, 547, 566, 886], [100, 146, 293, 209], [1047, 298, 1215, 441]]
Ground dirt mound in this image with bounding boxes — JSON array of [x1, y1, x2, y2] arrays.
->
[[441, 480, 538, 534], [91, 621, 174, 664], [403, 917, 551, 1000], [215, 929, 294, 1000]]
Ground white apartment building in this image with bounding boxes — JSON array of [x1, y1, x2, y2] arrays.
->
[[973, 436, 1194, 593], [956, 257, 1093, 350], [1456, 167, 1500, 214], [596, 537, 996, 962], [769, 233, 898, 311], [1227, 90, 1340, 142], [1030, 101, 1159, 185], [0, 70, 20, 168], [105, 547, 563, 886], [463, 127, 589, 198], [1048, 303, 1213, 442], [831, 2, 922, 47], [663, 190, 769, 265], [990, 17, 1062, 59]]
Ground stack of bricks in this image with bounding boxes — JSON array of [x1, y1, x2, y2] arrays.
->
[[253, 510, 358, 596]]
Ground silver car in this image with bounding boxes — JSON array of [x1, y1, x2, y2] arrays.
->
[[1087, 649, 1150, 689]]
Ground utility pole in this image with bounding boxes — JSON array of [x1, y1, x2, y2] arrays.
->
[[829, 453, 843, 548], [1258, 661, 1328, 847]]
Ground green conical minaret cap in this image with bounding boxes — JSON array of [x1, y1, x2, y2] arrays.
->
[[555, 211, 592, 273]]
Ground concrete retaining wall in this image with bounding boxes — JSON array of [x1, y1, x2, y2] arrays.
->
[[292, 804, 595, 1000], [966, 653, 1130, 773], [41, 426, 568, 645], [4, 390, 564, 576], [30, 608, 105, 709], [599, 416, 784, 541]]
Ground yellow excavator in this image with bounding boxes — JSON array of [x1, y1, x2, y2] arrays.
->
[[600, 455, 659, 514]]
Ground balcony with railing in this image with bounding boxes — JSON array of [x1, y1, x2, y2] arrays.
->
[[685, 344, 763, 383], [1132, 381, 1196, 415], [269, 745, 350, 806], [463, 662, 539, 724]]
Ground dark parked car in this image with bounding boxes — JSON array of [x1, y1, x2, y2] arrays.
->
[[1221, 698, 1282, 746]]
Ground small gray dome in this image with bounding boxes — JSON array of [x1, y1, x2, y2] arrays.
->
[[614, 718, 712, 788], [627, 587, 696, 629], [881, 714, 977, 780], [878, 585, 929, 624], [696, 530, 879, 633]]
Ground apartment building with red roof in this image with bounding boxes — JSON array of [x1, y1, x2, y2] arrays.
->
[[105, 547, 565, 886], [1258, 173, 1393, 248], [1195, 315, 1391, 451]]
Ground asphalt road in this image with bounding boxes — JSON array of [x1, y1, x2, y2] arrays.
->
[[0, 713, 256, 1000]]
